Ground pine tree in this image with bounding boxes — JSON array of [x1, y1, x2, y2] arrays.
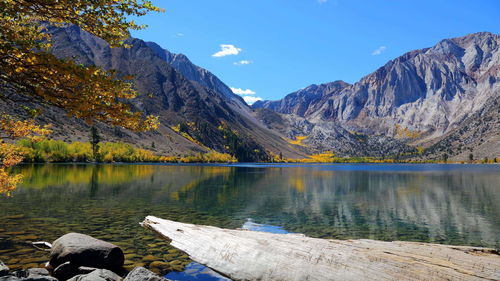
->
[[89, 126, 101, 162]]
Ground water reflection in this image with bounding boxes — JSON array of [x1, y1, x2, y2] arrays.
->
[[0, 163, 498, 272]]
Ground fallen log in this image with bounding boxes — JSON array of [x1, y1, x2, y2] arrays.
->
[[141, 216, 500, 281]]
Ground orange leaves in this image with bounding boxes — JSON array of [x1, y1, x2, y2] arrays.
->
[[0, 168, 23, 197], [0, 0, 163, 195], [0, 115, 52, 139], [0, 116, 50, 195], [0, 0, 161, 132]]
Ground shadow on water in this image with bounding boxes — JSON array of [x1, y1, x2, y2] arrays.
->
[[0, 163, 499, 278]]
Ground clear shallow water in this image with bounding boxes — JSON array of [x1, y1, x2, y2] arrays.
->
[[0, 163, 499, 277]]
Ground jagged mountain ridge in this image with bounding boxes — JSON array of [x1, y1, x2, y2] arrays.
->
[[254, 32, 499, 159], [0, 25, 305, 160], [253, 81, 350, 117], [254, 32, 499, 137]]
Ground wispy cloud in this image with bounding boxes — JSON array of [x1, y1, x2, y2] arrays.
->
[[231, 87, 262, 105], [212, 44, 242, 57], [371, 46, 387, 55], [317, 0, 328, 3], [230, 87, 256, 95], [242, 96, 263, 105], [176, 33, 185, 37], [233, 60, 253, 65]]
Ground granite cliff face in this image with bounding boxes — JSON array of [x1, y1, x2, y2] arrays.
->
[[254, 32, 499, 159]]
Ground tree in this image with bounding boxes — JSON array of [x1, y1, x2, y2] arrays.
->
[[443, 153, 448, 163], [89, 126, 101, 162], [0, 0, 163, 194], [469, 153, 474, 162]]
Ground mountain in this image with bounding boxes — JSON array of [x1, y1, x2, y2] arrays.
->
[[254, 32, 499, 159], [253, 81, 350, 117], [145, 42, 240, 101], [0, 25, 305, 161]]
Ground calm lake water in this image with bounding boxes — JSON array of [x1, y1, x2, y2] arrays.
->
[[0, 163, 499, 277]]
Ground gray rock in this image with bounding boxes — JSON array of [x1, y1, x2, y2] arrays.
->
[[21, 275, 57, 281], [67, 269, 121, 281], [124, 267, 166, 281], [0, 261, 8, 277], [10, 269, 55, 281], [76, 267, 98, 275], [49, 233, 124, 269], [25, 269, 49, 277], [0, 276, 21, 281]]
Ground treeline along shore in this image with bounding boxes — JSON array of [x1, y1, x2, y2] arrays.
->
[[11, 138, 499, 164]]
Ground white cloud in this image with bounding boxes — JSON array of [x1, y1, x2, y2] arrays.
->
[[230, 87, 256, 95], [318, 0, 328, 3], [242, 96, 263, 105], [371, 46, 387, 55], [234, 60, 253, 65], [212, 44, 242, 57], [176, 33, 185, 37]]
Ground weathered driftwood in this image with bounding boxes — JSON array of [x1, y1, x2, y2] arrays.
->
[[142, 216, 500, 281]]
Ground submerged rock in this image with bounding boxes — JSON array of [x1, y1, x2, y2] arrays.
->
[[49, 233, 124, 270], [67, 269, 121, 281], [124, 267, 167, 281]]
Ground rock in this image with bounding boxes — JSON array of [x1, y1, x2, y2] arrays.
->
[[25, 269, 49, 277], [0, 276, 21, 281], [53, 262, 78, 281], [21, 275, 58, 281], [124, 267, 166, 281], [0, 261, 9, 276], [67, 269, 122, 281], [76, 267, 97, 275], [49, 233, 124, 269]]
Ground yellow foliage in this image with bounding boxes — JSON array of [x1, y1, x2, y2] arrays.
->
[[287, 136, 308, 146], [416, 147, 425, 155], [395, 125, 421, 139], [0, 0, 162, 194]]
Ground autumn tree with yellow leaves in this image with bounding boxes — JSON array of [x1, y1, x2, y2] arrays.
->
[[0, 0, 163, 195]]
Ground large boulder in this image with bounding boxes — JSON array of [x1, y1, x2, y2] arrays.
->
[[124, 267, 166, 281], [67, 269, 121, 281], [49, 233, 124, 270]]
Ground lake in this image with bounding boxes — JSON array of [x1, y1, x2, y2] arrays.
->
[[0, 163, 499, 277]]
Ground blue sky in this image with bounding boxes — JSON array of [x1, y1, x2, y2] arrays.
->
[[130, 0, 500, 104]]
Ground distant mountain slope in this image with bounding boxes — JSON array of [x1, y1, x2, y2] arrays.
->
[[145, 42, 241, 101], [422, 95, 499, 161], [0, 25, 305, 160], [254, 32, 499, 159], [255, 32, 499, 137], [253, 81, 350, 117]]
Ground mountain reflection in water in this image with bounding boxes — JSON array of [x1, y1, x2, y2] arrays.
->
[[0, 163, 498, 273]]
